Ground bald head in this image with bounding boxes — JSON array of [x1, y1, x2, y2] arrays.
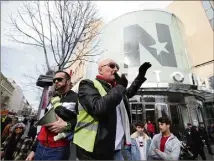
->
[[97, 58, 119, 81], [98, 59, 116, 68]]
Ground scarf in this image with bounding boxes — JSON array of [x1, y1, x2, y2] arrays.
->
[[96, 75, 116, 87], [119, 99, 131, 146]]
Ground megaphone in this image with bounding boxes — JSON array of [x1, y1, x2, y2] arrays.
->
[[34, 107, 57, 126]]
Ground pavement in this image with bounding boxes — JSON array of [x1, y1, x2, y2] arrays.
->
[[69, 143, 214, 160], [198, 144, 214, 160], [69, 143, 76, 160]]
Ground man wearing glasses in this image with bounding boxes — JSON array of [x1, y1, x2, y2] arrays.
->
[[26, 71, 78, 160], [73, 58, 151, 160]]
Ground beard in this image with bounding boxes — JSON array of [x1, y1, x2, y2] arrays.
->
[[55, 84, 66, 93]]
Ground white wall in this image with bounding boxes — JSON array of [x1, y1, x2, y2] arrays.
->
[[87, 10, 213, 91], [9, 81, 25, 113]]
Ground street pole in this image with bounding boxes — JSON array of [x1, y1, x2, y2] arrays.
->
[[36, 86, 49, 120], [36, 70, 54, 120]]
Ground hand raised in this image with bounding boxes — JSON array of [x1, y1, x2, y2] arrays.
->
[[138, 62, 152, 78]]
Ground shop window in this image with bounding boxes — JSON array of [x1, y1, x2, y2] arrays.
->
[[169, 105, 180, 125], [142, 95, 167, 103], [201, 0, 214, 29], [209, 76, 214, 89], [197, 106, 204, 123], [155, 103, 169, 118], [180, 105, 190, 128], [142, 96, 155, 102], [210, 19, 214, 29], [169, 105, 184, 138], [202, 1, 211, 10], [130, 103, 144, 124], [189, 105, 199, 126], [206, 8, 214, 20], [145, 104, 155, 122], [204, 103, 214, 122]]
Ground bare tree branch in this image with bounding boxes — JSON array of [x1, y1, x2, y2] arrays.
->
[[36, 1, 51, 71], [8, 0, 102, 72], [6, 33, 43, 47], [46, 1, 60, 66], [9, 15, 43, 45], [20, 64, 47, 101]]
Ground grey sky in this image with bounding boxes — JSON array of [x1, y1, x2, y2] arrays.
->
[[1, 1, 172, 110]]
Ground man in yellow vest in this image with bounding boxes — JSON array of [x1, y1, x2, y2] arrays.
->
[[73, 58, 151, 160]]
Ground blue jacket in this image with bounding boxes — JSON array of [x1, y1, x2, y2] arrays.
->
[[148, 133, 181, 160], [125, 132, 151, 160]]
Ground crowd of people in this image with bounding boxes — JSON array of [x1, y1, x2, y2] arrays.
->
[[184, 122, 214, 160], [1, 58, 214, 160], [1, 114, 37, 160]]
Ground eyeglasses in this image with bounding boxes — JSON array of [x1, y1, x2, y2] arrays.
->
[[53, 77, 64, 83], [15, 127, 23, 130], [101, 63, 119, 70]]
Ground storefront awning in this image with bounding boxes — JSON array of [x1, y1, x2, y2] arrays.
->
[[135, 82, 214, 102]]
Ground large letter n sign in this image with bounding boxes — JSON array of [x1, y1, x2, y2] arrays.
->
[[124, 23, 177, 68]]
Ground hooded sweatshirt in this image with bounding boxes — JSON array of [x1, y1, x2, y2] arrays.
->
[[148, 133, 181, 160]]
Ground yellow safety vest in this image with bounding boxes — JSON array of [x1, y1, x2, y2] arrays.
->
[[73, 79, 107, 152], [2, 116, 7, 122]]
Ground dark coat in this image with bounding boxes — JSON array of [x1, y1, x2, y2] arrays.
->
[[185, 127, 193, 146], [77, 76, 146, 159], [191, 126, 204, 149], [32, 90, 78, 151]]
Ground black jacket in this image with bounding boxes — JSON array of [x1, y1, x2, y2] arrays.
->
[[185, 127, 193, 146], [191, 126, 204, 148], [31, 90, 78, 152], [54, 90, 78, 130], [77, 75, 146, 159]]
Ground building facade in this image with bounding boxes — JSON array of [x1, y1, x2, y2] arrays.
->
[[0, 73, 15, 109], [166, 0, 214, 125], [65, 59, 86, 93], [8, 80, 26, 113], [65, 20, 104, 92], [89, 10, 214, 133], [1, 74, 33, 114], [18, 99, 32, 116]]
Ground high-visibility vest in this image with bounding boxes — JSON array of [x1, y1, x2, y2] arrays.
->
[[73, 79, 107, 152], [2, 115, 7, 122]]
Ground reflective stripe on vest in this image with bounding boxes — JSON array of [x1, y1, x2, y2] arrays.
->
[[53, 102, 62, 109], [73, 80, 106, 152]]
